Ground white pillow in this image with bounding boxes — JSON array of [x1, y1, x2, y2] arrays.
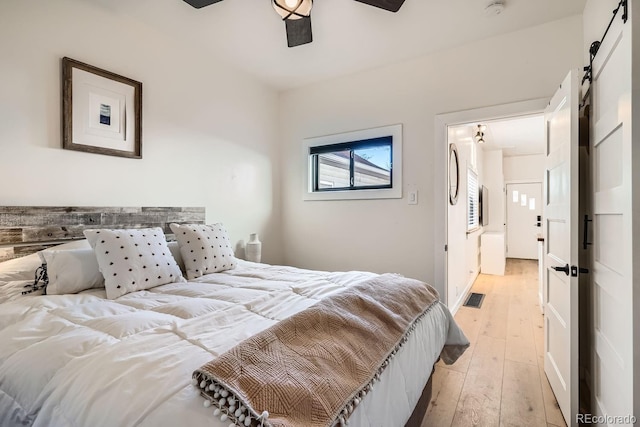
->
[[0, 239, 91, 282], [0, 253, 43, 282], [49, 239, 91, 251], [40, 248, 104, 295], [169, 223, 237, 280], [83, 228, 184, 299], [167, 241, 186, 274]]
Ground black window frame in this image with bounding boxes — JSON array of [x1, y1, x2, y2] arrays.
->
[[310, 136, 393, 192]]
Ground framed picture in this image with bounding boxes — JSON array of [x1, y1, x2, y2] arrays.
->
[[62, 57, 142, 159]]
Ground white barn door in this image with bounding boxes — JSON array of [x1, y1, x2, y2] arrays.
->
[[543, 70, 580, 427], [589, 12, 634, 422]]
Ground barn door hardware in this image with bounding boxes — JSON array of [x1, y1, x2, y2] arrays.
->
[[581, 0, 627, 85]]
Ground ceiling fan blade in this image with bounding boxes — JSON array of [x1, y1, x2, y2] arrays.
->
[[285, 16, 313, 48], [182, 0, 224, 9], [353, 0, 406, 12]]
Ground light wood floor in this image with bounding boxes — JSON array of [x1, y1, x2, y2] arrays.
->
[[422, 259, 567, 427]]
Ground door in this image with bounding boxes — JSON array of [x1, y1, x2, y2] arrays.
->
[[543, 70, 579, 427], [506, 182, 542, 259], [589, 13, 634, 420]]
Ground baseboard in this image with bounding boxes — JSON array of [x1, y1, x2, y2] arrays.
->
[[450, 270, 479, 315]]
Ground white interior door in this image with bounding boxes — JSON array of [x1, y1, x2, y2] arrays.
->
[[506, 182, 542, 259], [589, 13, 634, 421], [543, 70, 579, 427]]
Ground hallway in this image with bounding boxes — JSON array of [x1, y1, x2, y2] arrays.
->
[[422, 259, 566, 427]]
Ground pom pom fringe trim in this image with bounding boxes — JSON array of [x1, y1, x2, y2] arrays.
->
[[193, 299, 439, 427]]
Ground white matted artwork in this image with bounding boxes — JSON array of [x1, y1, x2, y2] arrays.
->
[[62, 57, 142, 159]]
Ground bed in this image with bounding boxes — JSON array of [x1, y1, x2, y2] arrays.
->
[[0, 207, 468, 427]]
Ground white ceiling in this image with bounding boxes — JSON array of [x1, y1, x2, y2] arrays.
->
[[482, 115, 546, 156], [453, 114, 545, 157], [98, 0, 586, 90]]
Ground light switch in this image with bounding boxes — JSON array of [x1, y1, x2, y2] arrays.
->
[[408, 190, 418, 205]]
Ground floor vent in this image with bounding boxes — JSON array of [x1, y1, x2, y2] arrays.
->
[[463, 292, 485, 309]]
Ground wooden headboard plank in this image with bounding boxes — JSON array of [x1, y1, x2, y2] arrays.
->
[[0, 206, 205, 262]]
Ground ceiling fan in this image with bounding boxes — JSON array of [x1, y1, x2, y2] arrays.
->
[[182, 0, 406, 48]]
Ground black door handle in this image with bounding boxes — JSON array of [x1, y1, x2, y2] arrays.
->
[[552, 264, 570, 276], [583, 215, 592, 250], [571, 265, 590, 276]]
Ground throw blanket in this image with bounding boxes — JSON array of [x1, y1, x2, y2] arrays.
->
[[193, 274, 468, 427]]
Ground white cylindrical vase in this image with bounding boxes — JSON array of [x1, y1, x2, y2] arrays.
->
[[245, 233, 262, 263]]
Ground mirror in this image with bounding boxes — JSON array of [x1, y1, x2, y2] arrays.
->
[[449, 143, 459, 205]]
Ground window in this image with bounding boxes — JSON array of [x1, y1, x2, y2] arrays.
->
[[303, 124, 402, 200], [311, 137, 392, 192], [467, 168, 479, 231]]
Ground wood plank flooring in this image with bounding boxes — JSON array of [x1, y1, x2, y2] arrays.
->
[[422, 259, 566, 427]]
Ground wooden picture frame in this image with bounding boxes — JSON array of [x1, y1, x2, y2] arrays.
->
[[62, 57, 142, 159]]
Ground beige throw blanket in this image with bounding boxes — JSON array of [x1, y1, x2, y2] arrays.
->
[[194, 274, 468, 427]]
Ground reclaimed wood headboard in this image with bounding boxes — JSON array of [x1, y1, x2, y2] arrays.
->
[[0, 206, 205, 262]]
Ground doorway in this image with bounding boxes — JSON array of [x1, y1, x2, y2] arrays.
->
[[434, 98, 548, 309], [436, 98, 579, 424], [439, 105, 547, 312]]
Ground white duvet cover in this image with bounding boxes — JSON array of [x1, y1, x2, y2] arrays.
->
[[0, 261, 464, 427]]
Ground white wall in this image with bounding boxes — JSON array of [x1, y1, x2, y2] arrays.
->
[[483, 150, 505, 233], [0, 0, 283, 263], [278, 16, 584, 296], [503, 154, 545, 183], [446, 125, 483, 310]]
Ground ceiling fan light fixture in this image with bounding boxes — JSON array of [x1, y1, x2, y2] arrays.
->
[[273, 0, 313, 20]]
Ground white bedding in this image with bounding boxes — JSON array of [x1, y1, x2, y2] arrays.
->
[[0, 260, 464, 427]]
